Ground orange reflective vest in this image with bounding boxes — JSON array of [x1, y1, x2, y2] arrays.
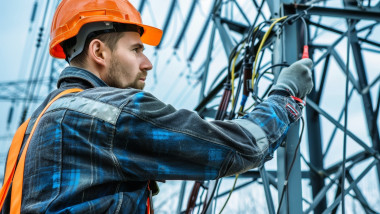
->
[[0, 88, 83, 213]]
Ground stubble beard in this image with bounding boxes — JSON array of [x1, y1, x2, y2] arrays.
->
[[107, 57, 145, 90]]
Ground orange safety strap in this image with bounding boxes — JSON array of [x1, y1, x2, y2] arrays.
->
[[0, 119, 29, 209], [0, 88, 83, 213]]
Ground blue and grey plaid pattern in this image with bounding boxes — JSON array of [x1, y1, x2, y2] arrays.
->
[[1, 66, 301, 213]]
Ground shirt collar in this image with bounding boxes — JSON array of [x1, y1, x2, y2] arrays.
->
[[57, 66, 109, 89]]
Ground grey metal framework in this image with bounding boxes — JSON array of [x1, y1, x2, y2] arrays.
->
[[0, 0, 379, 213]]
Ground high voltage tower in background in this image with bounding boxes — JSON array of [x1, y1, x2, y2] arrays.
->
[[0, 0, 379, 213]]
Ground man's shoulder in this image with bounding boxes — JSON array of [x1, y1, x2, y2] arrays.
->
[[78, 87, 156, 107]]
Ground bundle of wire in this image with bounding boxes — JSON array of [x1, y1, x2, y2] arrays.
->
[[197, 7, 313, 213], [213, 16, 291, 214]]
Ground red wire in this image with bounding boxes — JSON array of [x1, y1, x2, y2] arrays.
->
[[302, 45, 309, 59]]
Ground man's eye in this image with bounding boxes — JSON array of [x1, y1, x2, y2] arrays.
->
[[132, 47, 145, 53]]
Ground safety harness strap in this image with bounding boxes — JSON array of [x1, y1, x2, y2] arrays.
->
[[0, 88, 83, 213], [0, 119, 29, 209]]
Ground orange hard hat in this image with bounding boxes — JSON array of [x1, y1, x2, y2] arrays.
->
[[49, 0, 163, 59]]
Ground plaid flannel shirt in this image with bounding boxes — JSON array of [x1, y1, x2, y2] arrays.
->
[[1, 66, 301, 213]]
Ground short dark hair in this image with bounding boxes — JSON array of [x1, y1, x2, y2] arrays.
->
[[62, 31, 124, 67]]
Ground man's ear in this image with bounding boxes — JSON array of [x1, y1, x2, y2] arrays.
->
[[88, 39, 110, 67]]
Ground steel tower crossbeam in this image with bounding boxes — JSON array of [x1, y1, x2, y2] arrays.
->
[[295, 4, 380, 21], [349, 22, 380, 183]]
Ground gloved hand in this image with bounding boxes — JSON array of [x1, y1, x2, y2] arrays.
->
[[270, 58, 314, 99]]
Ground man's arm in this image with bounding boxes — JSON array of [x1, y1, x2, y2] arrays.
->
[[111, 59, 313, 181]]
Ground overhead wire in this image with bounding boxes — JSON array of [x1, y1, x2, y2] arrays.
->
[[196, 4, 231, 211], [20, 0, 52, 125], [237, 19, 284, 115], [198, 11, 245, 207], [186, 4, 315, 213], [323, 88, 355, 159], [32, 1, 60, 110], [17, 1, 39, 81], [243, 12, 313, 213], [207, 67, 228, 95], [249, 63, 289, 106], [10, 25, 33, 126], [230, 42, 245, 106], [204, 12, 309, 212], [212, 180, 222, 213], [341, 18, 352, 214], [251, 16, 287, 93], [203, 13, 301, 212], [276, 12, 311, 213], [196, 186, 206, 214], [300, 152, 380, 214], [277, 116, 306, 214], [236, 24, 264, 113], [218, 174, 239, 213], [252, 47, 267, 98], [32, 45, 51, 108], [229, 63, 244, 120]]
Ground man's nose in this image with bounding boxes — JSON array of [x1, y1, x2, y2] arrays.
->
[[140, 54, 153, 71]]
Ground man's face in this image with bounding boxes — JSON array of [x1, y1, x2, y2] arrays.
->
[[104, 31, 152, 89]]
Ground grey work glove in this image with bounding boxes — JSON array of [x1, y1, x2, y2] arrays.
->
[[270, 58, 314, 99]]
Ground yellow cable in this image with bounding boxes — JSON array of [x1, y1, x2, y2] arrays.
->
[[219, 174, 239, 214], [244, 102, 256, 113], [251, 16, 287, 91]]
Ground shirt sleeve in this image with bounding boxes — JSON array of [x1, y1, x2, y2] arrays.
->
[[111, 91, 300, 181]]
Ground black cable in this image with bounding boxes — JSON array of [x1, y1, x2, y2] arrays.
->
[[20, 0, 52, 125], [341, 19, 352, 214], [277, 117, 305, 214], [323, 88, 355, 159], [200, 15, 250, 212], [200, 13, 307, 213], [213, 178, 222, 213], [229, 66, 243, 120], [251, 48, 266, 99], [251, 63, 289, 105], [196, 187, 206, 214], [207, 67, 228, 95], [247, 22, 264, 46], [300, 17, 308, 46], [280, 5, 314, 29], [227, 39, 246, 78], [200, 180, 219, 214], [248, 23, 267, 57], [300, 153, 380, 214], [257, 63, 289, 81]]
